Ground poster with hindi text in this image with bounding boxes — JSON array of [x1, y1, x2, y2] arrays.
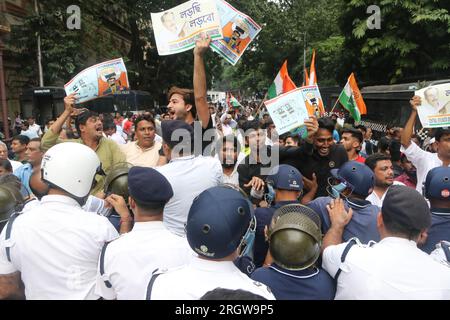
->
[[151, 0, 223, 56], [64, 58, 130, 104], [264, 88, 311, 136], [210, 0, 261, 65], [415, 83, 450, 128]]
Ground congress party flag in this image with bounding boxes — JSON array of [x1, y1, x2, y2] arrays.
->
[[267, 60, 297, 100], [338, 73, 367, 122]]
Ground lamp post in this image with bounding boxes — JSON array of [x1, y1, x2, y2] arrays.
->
[[0, 21, 11, 140]]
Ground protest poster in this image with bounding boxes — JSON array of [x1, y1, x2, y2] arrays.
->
[[64, 58, 130, 104], [416, 83, 450, 128], [264, 88, 311, 136], [151, 0, 223, 56], [210, 0, 261, 65], [300, 85, 326, 117]]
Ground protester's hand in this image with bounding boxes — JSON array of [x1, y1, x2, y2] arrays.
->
[[303, 173, 318, 192], [194, 33, 211, 57], [304, 115, 319, 142], [326, 198, 353, 229], [95, 190, 106, 199], [410, 95, 421, 111], [244, 176, 265, 191], [105, 194, 130, 218], [64, 93, 77, 114]]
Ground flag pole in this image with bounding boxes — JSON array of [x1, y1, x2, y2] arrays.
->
[[253, 92, 268, 117], [330, 98, 340, 113]]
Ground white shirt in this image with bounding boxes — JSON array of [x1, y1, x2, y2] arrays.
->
[[28, 123, 42, 137], [156, 155, 223, 236], [20, 129, 39, 140], [149, 256, 275, 300], [9, 159, 23, 172], [322, 237, 450, 300], [109, 132, 126, 145], [0, 195, 119, 300], [95, 221, 192, 300], [366, 181, 405, 207], [400, 141, 449, 193]]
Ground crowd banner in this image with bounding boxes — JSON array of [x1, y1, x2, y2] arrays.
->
[[151, 0, 223, 56], [264, 88, 311, 136], [301, 85, 326, 117], [416, 83, 450, 128], [64, 58, 130, 104], [210, 0, 261, 65]]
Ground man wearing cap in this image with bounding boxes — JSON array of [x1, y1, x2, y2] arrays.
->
[[365, 153, 405, 207], [251, 204, 336, 300], [156, 120, 222, 236], [308, 161, 381, 244], [41, 93, 126, 195], [401, 95, 450, 193], [95, 167, 192, 300], [253, 165, 316, 268], [146, 186, 275, 300], [420, 167, 450, 254], [322, 186, 450, 299]]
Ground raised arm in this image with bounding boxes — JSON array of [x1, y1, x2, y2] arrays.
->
[[193, 34, 211, 129], [401, 95, 421, 148], [322, 198, 353, 253]]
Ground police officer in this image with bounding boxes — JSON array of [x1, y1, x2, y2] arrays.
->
[[96, 166, 192, 300], [308, 161, 381, 243], [102, 162, 133, 233], [322, 186, 450, 299], [420, 167, 450, 253], [251, 204, 336, 300], [253, 165, 304, 268], [146, 186, 275, 300], [0, 142, 119, 299]]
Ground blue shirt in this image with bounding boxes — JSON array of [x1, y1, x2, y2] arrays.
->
[[13, 163, 33, 197], [420, 209, 450, 254], [308, 196, 381, 243], [251, 264, 336, 300], [253, 201, 299, 268]]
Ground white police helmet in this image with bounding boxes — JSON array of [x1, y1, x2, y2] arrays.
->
[[41, 142, 101, 199]]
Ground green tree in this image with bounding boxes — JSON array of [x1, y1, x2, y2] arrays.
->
[[339, 0, 450, 84]]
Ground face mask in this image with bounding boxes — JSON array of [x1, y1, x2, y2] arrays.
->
[[265, 183, 276, 206], [331, 182, 348, 199]]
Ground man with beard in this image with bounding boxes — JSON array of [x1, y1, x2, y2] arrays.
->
[[217, 135, 245, 187], [394, 154, 417, 189], [365, 153, 404, 207], [340, 128, 365, 163], [41, 93, 126, 195], [279, 117, 348, 198], [158, 34, 214, 165]]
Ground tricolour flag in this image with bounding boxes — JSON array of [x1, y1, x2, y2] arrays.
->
[[338, 73, 367, 121], [267, 60, 297, 99], [230, 94, 242, 108], [309, 49, 317, 86]]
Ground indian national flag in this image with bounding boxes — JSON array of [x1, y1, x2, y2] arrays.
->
[[338, 73, 367, 121], [230, 94, 242, 108], [267, 60, 297, 99]]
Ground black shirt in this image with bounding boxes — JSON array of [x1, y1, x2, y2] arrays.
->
[[238, 148, 273, 197], [279, 142, 349, 198]]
